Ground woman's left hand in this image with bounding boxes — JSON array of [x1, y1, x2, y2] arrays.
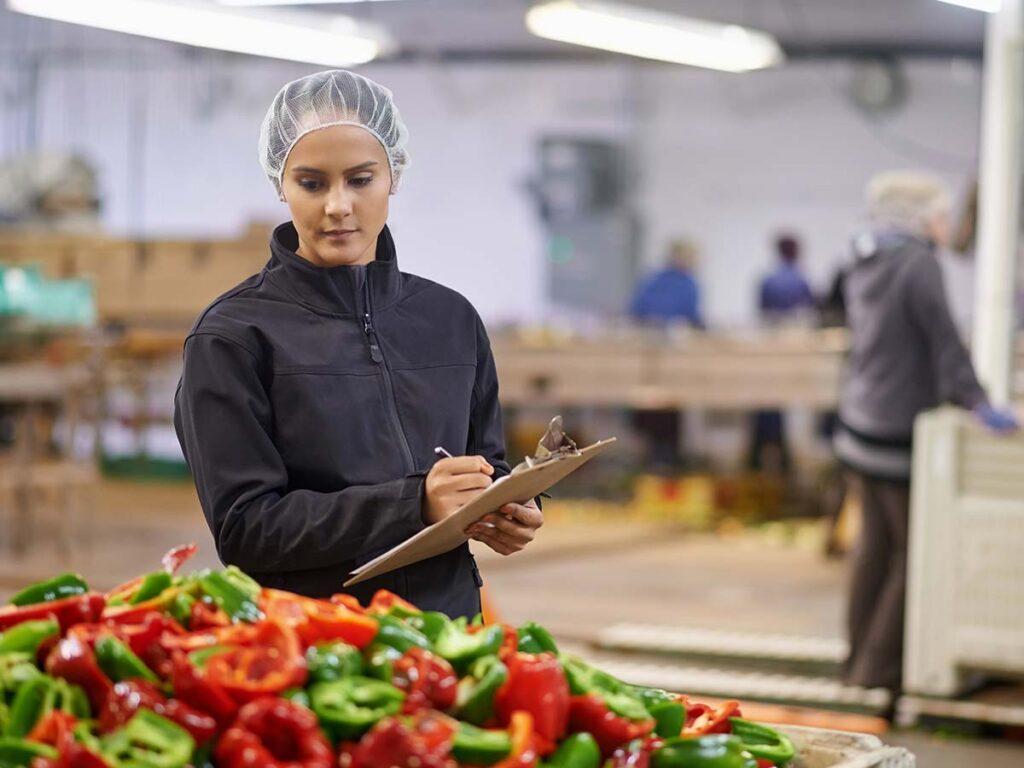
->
[[465, 499, 543, 556]]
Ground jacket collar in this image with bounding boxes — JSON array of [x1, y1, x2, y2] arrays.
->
[[266, 221, 403, 316]]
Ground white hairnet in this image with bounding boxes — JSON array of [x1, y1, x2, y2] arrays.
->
[[866, 170, 951, 237], [259, 69, 410, 199]]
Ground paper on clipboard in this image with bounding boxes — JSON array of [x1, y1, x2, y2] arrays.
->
[[344, 437, 616, 587]]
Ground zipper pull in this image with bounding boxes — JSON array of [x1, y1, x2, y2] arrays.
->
[[363, 313, 383, 363]]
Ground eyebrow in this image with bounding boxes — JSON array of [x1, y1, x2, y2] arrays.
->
[[291, 161, 379, 175]]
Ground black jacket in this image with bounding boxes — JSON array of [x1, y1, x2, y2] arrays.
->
[[173, 222, 509, 618]]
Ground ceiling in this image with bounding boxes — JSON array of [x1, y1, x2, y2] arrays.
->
[[280, 0, 988, 60]]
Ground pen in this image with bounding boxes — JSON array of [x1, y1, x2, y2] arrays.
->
[[434, 446, 454, 459]]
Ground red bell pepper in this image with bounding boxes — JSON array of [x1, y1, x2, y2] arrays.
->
[[682, 698, 740, 736], [494, 653, 569, 749], [44, 636, 113, 711], [160, 622, 259, 653], [567, 695, 655, 758], [493, 711, 537, 768], [366, 590, 419, 616], [204, 620, 307, 704], [0, 593, 105, 633], [344, 711, 456, 768], [329, 594, 366, 615], [190, 601, 231, 630], [262, 590, 378, 649], [391, 648, 458, 714], [161, 543, 198, 575], [98, 679, 217, 744], [26, 712, 109, 768], [606, 736, 664, 768], [214, 697, 334, 768], [170, 650, 239, 727]]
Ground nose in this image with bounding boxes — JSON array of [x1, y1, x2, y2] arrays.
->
[[324, 183, 354, 218]]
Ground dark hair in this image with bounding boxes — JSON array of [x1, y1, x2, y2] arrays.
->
[[775, 234, 800, 264]]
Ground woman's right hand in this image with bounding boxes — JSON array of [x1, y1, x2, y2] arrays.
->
[[423, 456, 494, 525]]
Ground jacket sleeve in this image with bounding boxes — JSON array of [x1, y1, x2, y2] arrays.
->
[[906, 253, 988, 410], [174, 331, 426, 574], [466, 316, 512, 479]]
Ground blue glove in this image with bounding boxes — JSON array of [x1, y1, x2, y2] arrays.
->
[[974, 404, 1020, 433]]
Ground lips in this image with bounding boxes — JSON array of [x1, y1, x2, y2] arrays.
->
[[323, 229, 356, 237]]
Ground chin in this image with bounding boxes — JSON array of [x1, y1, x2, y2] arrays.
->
[[319, 239, 370, 266]]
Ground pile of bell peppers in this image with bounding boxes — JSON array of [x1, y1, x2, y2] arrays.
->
[[0, 545, 795, 768]]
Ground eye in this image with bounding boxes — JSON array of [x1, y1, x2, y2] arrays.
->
[[298, 179, 322, 192], [350, 175, 373, 188]]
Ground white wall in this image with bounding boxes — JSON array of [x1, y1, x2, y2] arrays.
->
[[1, 12, 983, 326]]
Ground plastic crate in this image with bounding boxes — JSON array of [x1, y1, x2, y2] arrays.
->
[[905, 407, 1024, 696], [779, 725, 914, 768]]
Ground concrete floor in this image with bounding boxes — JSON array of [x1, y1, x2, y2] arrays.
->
[[2, 478, 1023, 766]]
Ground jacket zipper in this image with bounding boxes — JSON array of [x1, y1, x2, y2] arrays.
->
[[362, 274, 416, 474]]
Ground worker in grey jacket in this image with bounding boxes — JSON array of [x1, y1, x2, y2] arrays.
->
[[834, 171, 1017, 693]]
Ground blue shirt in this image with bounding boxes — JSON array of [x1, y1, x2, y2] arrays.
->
[[629, 268, 704, 328], [759, 265, 814, 314]]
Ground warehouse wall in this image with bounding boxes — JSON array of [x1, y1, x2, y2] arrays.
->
[[1, 11, 982, 325]]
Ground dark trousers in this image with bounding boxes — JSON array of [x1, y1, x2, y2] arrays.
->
[[844, 473, 910, 691]]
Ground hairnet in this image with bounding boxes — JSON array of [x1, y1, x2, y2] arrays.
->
[[866, 170, 951, 237], [259, 69, 410, 199]]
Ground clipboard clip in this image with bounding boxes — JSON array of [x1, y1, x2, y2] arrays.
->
[[512, 415, 581, 474]]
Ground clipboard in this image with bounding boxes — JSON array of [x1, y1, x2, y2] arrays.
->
[[344, 437, 616, 586]]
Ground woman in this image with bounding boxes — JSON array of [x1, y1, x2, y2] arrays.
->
[[174, 70, 543, 619], [834, 170, 1016, 693]]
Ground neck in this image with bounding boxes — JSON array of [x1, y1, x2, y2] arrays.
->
[[296, 235, 378, 267]]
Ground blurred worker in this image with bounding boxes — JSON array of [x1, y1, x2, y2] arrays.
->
[[759, 233, 815, 320], [629, 239, 704, 470], [747, 234, 815, 474], [835, 170, 1018, 694], [629, 238, 705, 329]]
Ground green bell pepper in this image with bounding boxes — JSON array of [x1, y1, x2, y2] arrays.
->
[[729, 718, 795, 767], [0, 620, 59, 657], [306, 641, 363, 684], [363, 643, 403, 682], [651, 735, 757, 768], [4, 675, 89, 738], [455, 655, 507, 725], [541, 732, 600, 768], [451, 722, 512, 766], [169, 593, 196, 629], [197, 570, 262, 624], [0, 654, 41, 699], [102, 709, 195, 768], [8, 574, 88, 607], [634, 688, 685, 738], [130, 572, 173, 605], [0, 737, 58, 768], [434, 623, 504, 671], [95, 634, 159, 683], [516, 622, 559, 655], [562, 656, 651, 721], [309, 677, 404, 741], [373, 615, 430, 654], [403, 612, 449, 644]]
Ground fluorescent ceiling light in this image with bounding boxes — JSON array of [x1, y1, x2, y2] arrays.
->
[[218, 1, 401, 5], [218, 1, 400, 5], [526, 0, 784, 72], [7, 0, 393, 66], [936, 0, 1001, 11]]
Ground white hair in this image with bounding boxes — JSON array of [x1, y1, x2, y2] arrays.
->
[[865, 170, 952, 237]]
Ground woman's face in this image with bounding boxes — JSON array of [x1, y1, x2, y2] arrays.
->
[[281, 124, 392, 267]]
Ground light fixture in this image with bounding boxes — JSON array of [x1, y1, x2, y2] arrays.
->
[[7, 0, 394, 66], [217, 1, 400, 5], [525, 0, 784, 72], [218, 1, 401, 5], [936, 0, 1001, 11]]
